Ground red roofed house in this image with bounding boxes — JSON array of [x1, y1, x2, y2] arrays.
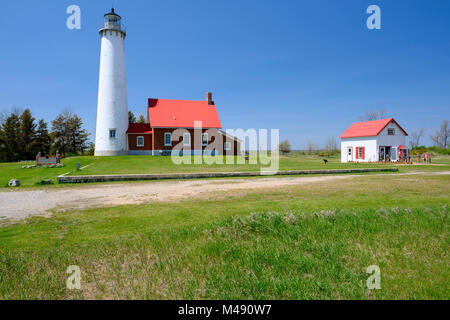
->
[[340, 118, 408, 163], [126, 92, 241, 156]]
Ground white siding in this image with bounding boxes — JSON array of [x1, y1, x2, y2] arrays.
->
[[95, 30, 129, 156], [341, 138, 377, 163]]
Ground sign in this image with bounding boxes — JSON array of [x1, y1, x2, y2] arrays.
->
[[37, 156, 58, 166]]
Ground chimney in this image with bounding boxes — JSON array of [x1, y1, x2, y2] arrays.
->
[[206, 92, 214, 105]]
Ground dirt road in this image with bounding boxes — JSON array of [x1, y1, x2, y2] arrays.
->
[[0, 172, 448, 221]]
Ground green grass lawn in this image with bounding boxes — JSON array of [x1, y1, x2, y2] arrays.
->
[[0, 173, 448, 299], [1, 153, 449, 188]]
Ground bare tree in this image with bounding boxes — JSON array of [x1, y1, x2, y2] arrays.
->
[[409, 129, 424, 149], [359, 109, 387, 121], [0, 110, 8, 125], [0, 106, 24, 125], [430, 120, 449, 149], [325, 137, 338, 156], [306, 141, 316, 155], [279, 140, 291, 156]]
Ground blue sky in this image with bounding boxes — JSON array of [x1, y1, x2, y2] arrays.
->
[[0, 0, 449, 148]]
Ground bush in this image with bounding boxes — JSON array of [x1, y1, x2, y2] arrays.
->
[[411, 146, 450, 155], [35, 179, 53, 185]]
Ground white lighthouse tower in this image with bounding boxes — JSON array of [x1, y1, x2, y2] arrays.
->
[[95, 8, 129, 156]]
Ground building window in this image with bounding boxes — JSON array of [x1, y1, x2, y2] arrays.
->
[[164, 132, 172, 146], [109, 129, 116, 138], [388, 128, 395, 135], [202, 133, 208, 146], [183, 132, 191, 146], [224, 142, 231, 151], [137, 136, 144, 147]]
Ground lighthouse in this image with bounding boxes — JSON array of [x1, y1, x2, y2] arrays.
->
[[95, 8, 129, 156]]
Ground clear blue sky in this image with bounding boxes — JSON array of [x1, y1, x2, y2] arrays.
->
[[1, 0, 449, 148]]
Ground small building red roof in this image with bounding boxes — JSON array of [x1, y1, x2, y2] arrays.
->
[[147, 98, 222, 129], [340, 118, 408, 139], [126, 123, 152, 134]]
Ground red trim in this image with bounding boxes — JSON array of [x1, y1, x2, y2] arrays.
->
[[127, 123, 152, 134], [355, 147, 365, 159], [378, 119, 408, 137]]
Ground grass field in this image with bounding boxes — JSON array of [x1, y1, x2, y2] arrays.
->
[[0, 172, 448, 299], [1, 153, 450, 188]]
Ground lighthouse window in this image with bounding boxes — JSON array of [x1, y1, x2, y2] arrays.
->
[[137, 136, 144, 147], [109, 129, 116, 138], [164, 133, 172, 146]]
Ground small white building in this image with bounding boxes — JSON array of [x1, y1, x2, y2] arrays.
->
[[340, 118, 408, 163]]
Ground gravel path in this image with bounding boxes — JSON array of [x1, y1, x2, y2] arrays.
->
[[0, 171, 448, 221]]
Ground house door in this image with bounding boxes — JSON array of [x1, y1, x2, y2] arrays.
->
[[347, 147, 353, 162], [380, 147, 386, 161]]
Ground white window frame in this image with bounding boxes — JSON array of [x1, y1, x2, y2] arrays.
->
[[224, 142, 231, 151], [202, 133, 208, 146], [136, 136, 145, 147], [183, 132, 191, 146], [109, 129, 116, 139], [164, 132, 172, 146]]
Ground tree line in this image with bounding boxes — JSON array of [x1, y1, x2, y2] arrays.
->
[[0, 108, 89, 162]]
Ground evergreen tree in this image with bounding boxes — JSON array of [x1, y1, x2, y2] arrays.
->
[[66, 114, 89, 153], [19, 109, 37, 159], [137, 114, 146, 123], [128, 111, 136, 123], [51, 110, 89, 155], [36, 119, 51, 155], [51, 113, 69, 154], [1, 113, 21, 162]]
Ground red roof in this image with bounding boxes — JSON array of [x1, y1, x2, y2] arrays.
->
[[148, 98, 222, 128], [340, 118, 408, 139], [126, 123, 152, 134]]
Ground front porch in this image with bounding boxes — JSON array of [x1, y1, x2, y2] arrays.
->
[[378, 145, 409, 162]]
